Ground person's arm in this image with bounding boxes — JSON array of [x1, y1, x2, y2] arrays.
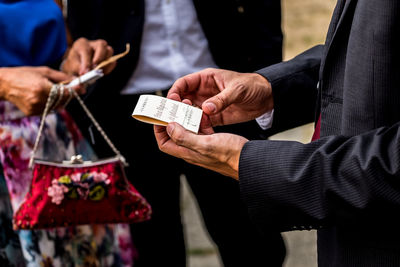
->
[[240, 122, 400, 233], [256, 45, 323, 134]]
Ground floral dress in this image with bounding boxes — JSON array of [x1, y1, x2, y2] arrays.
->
[[0, 0, 136, 266], [0, 103, 136, 267]]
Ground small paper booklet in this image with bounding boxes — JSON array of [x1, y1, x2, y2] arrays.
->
[[132, 95, 203, 134]]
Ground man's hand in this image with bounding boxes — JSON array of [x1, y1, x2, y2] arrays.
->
[[168, 68, 274, 127], [154, 123, 248, 180], [0, 67, 77, 116], [62, 38, 115, 76]]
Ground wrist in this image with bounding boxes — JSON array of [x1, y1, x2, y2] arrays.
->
[[265, 80, 274, 111], [254, 73, 274, 113], [228, 136, 248, 180]]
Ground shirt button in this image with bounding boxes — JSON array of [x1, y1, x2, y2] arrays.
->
[[238, 6, 245, 13], [166, 0, 171, 4]]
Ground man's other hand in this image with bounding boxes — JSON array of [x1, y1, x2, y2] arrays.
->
[[154, 122, 248, 180]]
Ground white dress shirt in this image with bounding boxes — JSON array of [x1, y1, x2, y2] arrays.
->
[[256, 110, 274, 130], [121, 0, 218, 95]]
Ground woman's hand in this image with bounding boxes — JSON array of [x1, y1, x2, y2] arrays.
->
[[0, 66, 78, 116], [61, 37, 115, 76]]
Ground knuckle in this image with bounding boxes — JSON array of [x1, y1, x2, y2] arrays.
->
[[234, 82, 246, 91], [76, 37, 88, 44], [174, 132, 186, 146], [31, 85, 42, 94], [204, 68, 216, 77], [42, 67, 52, 76], [158, 143, 168, 153], [97, 39, 107, 47], [157, 142, 163, 151], [214, 94, 226, 107], [107, 46, 114, 54], [204, 67, 216, 73], [37, 66, 49, 74], [30, 95, 41, 105], [231, 82, 248, 99]]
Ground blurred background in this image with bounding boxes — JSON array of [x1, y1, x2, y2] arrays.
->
[[181, 0, 337, 266]]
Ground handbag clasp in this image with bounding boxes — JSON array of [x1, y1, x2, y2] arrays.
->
[[63, 155, 87, 164]]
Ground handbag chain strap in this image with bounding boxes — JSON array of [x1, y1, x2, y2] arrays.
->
[[69, 88, 127, 164], [29, 84, 127, 168]]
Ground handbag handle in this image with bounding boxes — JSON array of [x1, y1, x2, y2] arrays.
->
[[29, 45, 131, 168], [29, 84, 127, 168]]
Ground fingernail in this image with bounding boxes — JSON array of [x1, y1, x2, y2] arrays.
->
[[167, 124, 175, 136], [204, 102, 216, 113]]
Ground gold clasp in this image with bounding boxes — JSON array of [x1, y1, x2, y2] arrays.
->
[[69, 155, 84, 164]]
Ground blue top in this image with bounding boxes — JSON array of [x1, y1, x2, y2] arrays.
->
[[0, 0, 67, 67]]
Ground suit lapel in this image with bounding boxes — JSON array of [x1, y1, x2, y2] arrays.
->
[[328, 0, 354, 46], [320, 0, 357, 83]]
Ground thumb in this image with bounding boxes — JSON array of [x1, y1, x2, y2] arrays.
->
[[167, 122, 201, 150], [202, 87, 236, 115]]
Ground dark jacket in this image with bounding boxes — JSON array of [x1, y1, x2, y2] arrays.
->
[[240, 0, 400, 266]]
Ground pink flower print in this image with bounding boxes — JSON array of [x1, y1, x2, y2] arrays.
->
[[48, 179, 69, 205], [71, 172, 82, 183], [91, 171, 110, 185]]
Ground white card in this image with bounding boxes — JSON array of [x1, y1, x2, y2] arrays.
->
[[132, 95, 203, 134], [65, 69, 104, 88]]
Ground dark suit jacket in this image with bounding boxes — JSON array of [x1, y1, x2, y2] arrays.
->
[[240, 0, 400, 266]]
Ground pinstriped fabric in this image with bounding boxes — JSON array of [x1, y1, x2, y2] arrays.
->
[[240, 0, 400, 265], [240, 124, 400, 265]]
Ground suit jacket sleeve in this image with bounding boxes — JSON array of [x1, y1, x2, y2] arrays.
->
[[256, 45, 323, 135], [239, 122, 400, 233]]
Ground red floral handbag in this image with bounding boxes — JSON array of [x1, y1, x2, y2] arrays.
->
[[13, 83, 152, 229]]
